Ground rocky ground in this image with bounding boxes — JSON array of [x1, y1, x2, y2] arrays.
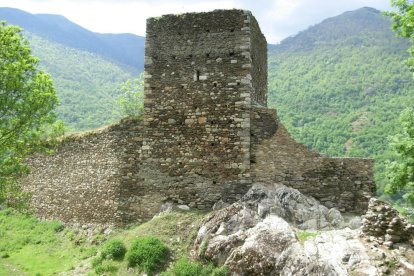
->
[[191, 183, 414, 275]]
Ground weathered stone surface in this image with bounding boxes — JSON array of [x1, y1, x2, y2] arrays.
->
[[252, 124, 375, 213], [241, 183, 344, 230], [142, 10, 267, 184], [22, 118, 142, 225], [362, 198, 414, 246], [192, 185, 379, 275]]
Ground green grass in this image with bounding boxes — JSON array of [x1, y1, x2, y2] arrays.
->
[[161, 257, 228, 276], [0, 208, 209, 275], [296, 230, 318, 245], [90, 211, 208, 275], [0, 208, 96, 275], [0, 259, 19, 275], [116, 210, 207, 258]]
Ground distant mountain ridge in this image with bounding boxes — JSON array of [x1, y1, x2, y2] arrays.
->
[[0, 7, 145, 72], [270, 7, 407, 52]]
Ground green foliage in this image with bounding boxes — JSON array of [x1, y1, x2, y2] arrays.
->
[[386, 0, 414, 72], [117, 74, 144, 118], [53, 221, 65, 233], [1, 209, 207, 275], [91, 255, 104, 268], [121, 210, 206, 258], [296, 231, 318, 244], [27, 33, 135, 131], [384, 1, 414, 210], [267, 8, 414, 198], [126, 236, 169, 274], [162, 257, 228, 276], [386, 258, 397, 268], [385, 108, 414, 204], [101, 239, 127, 261], [0, 21, 62, 209]]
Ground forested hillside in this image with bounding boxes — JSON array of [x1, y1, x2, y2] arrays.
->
[[0, 7, 144, 130], [27, 34, 134, 130], [268, 7, 414, 194]]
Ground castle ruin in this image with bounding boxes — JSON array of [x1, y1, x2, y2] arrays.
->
[[22, 10, 375, 225]]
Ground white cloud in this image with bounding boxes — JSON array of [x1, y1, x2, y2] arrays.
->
[[0, 0, 392, 42]]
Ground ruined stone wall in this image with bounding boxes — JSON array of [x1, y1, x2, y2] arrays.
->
[[22, 119, 143, 225], [142, 10, 266, 183], [251, 110, 375, 213]]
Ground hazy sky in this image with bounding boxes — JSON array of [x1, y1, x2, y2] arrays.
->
[[0, 0, 392, 43]]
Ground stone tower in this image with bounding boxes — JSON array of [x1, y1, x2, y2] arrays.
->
[[142, 10, 267, 184]]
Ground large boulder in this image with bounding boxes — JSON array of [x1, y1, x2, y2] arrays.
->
[[241, 183, 344, 230], [192, 184, 379, 275]]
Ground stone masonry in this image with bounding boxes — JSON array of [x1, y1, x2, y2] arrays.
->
[[22, 9, 375, 225], [142, 10, 266, 181]]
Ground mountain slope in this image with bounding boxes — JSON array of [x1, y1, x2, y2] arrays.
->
[[0, 7, 143, 130], [28, 34, 134, 130], [269, 7, 397, 51], [268, 7, 414, 194], [0, 7, 145, 72]]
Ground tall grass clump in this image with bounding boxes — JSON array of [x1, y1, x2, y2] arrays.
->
[[162, 257, 228, 276], [101, 239, 126, 260], [126, 236, 168, 274]]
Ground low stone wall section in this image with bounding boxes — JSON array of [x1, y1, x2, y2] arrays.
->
[[22, 119, 142, 225], [252, 110, 375, 213]]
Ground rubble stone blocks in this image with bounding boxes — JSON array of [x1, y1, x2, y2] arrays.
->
[[362, 198, 414, 247], [22, 10, 376, 225]]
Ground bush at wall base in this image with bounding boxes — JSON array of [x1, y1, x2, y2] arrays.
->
[[126, 236, 169, 274], [100, 239, 127, 261]]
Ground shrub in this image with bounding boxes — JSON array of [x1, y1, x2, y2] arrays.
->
[[126, 236, 168, 274], [163, 257, 228, 276], [101, 239, 126, 261], [52, 221, 65, 233], [167, 257, 204, 275]]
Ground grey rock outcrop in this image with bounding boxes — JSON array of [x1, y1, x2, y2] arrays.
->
[[241, 183, 345, 230], [192, 184, 379, 275]]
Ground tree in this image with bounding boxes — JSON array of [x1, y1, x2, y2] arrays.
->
[[387, 0, 414, 72], [385, 108, 414, 204], [116, 73, 144, 118], [384, 1, 414, 214], [0, 21, 62, 209]]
